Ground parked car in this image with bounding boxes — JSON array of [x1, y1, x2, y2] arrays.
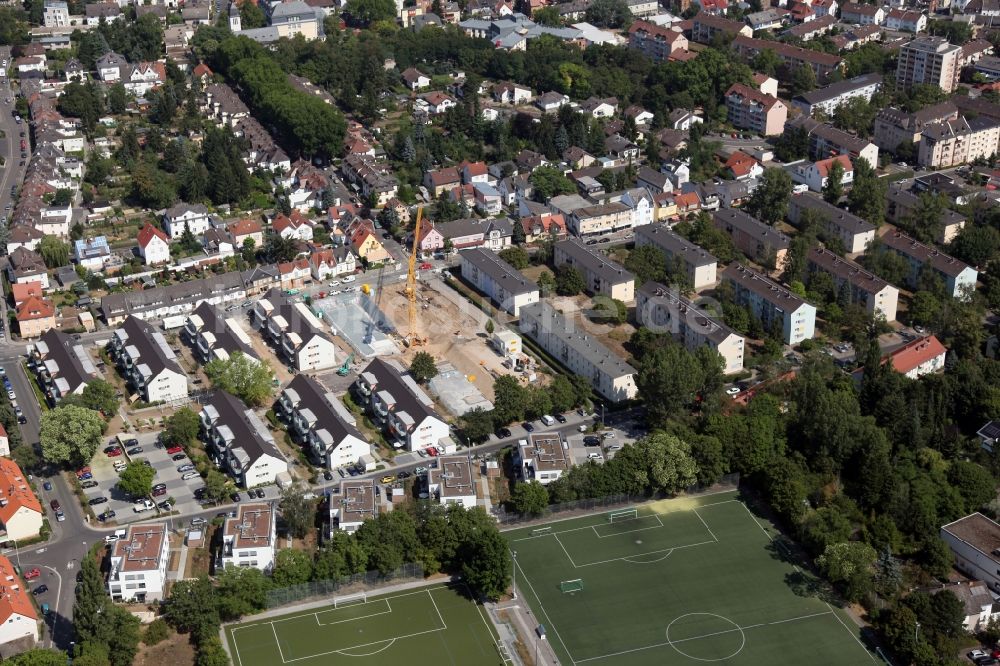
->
[[42, 481, 52, 491], [190, 517, 206, 526], [98, 510, 116, 522], [181, 472, 199, 481], [230, 492, 241, 502], [323, 470, 333, 480], [105, 447, 123, 457], [23, 568, 40, 580], [172, 453, 186, 461], [494, 427, 512, 439], [177, 464, 195, 473], [166, 445, 183, 455], [555, 414, 567, 423], [414, 466, 428, 475], [127, 446, 143, 455], [49, 499, 60, 511], [522, 422, 535, 433], [88, 497, 107, 506], [132, 499, 154, 513], [583, 436, 601, 446], [32, 585, 48, 596], [255, 488, 265, 499], [341, 275, 356, 283], [81, 480, 98, 489], [426, 446, 439, 457], [381, 475, 396, 484]]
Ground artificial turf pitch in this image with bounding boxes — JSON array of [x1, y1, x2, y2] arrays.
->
[[506, 490, 880, 665], [225, 584, 506, 666]]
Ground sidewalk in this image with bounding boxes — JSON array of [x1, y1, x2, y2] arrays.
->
[[495, 598, 559, 666]]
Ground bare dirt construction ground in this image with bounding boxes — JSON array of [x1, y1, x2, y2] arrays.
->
[[375, 277, 520, 403], [134, 628, 196, 666]]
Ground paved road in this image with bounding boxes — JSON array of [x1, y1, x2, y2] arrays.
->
[[0, 49, 28, 340]]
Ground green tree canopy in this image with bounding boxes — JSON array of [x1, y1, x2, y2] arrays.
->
[[39, 236, 71, 268], [409, 351, 438, 384], [162, 407, 201, 447], [40, 405, 104, 467], [555, 264, 586, 295], [511, 480, 549, 516], [204, 352, 274, 407], [745, 168, 792, 225], [118, 463, 156, 499], [279, 483, 315, 539]]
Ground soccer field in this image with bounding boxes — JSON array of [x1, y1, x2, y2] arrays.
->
[[225, 584, 507, 666], [506, 490, 879, 665]]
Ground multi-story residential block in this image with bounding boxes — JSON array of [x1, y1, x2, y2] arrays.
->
[[553, 239, 636, 302], [880, 230, 977, 299], [636, 281, 745, 373], [723, 264, 817, 345], [30, 329, 100, 404], [16, 297, 56, 340], [108, 317, 188, 404], [786, 116, 880, 168], [807, 247, 899, 322], [519, 302, 638, 403], [0, 458, 43, 541], [731, 36, 843, 81], [162, 202, 211, 240], [183, 302, 259, 365], [459, 248, 539, 316], [330, 480, 377, 534], [100, 269, 253, 326], [341, 154, 398, 207], [884, 335, 947, 379], [432, 218, 514, 251], [279, 375, 370, 470], [352, 359, 450, 452], [795, 155, 854, 193], [7, 247, 49, 290], [919, 116, 1000, 168], [43, 0, 69, 26], [691, 13, 753, 43], [569, 202, 635, 236], [790, 73, 882, 117], [251, 289, 338, 372], [0, 555, 38, 648], [219, 504, 276, 572], [941, 513, 1000, 596], [107, 523, 170, 602], [840, 2, 885, 24], [724, 84, 787, 136], [874, 102, 958, 153], [787, 194, 876, 254], [785, 14, 836, 41], [886, 185, 966, 244], [627, 20, 688, 61], [634, 225, 718, 290], [136, 223, 171, 265], [885, 8, 926, 33], [896, 37, 961, 93], [711, 208, 790, 272], [428, 455, 477, 509], [201, 391, 289, 487], [515, 433, 568, 485]]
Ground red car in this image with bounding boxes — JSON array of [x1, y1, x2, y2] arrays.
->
[[105, 447, 122, 457], [75, 466, 91, 477], [23, 568, 40, 580], [426, 446, 438, 457], [166, 445, 183, 455], [419, 263, 432, 270]]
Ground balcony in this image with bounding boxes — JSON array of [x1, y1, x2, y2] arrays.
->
[[281, 338, 297, 358], [183, 322, 199, 339]]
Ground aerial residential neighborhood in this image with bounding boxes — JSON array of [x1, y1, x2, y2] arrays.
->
[[0, 0, 998, 662]]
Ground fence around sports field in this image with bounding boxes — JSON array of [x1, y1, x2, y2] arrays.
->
[[494, 473, 741, 527], [264, 562, 426, 609]]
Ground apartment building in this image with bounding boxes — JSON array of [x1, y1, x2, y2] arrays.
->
[[201, 391, 289, 487], [0, 555, 38, 649], [183, 302, 260, 365], [43, 0, 69, 27], [459, 248, 540, 316], [885, 9, 926, 33], [634, 225, 718, 290], [100, 269, 253, 326], [107, 523, 170, 602], [219, 504, 276, 572], [724, 83, 787, 136], [790, 73, 882, 117], [787, 116, 880, 168], [30, 329, 100, 404], [636, 281, 745, 374], [0, 459, 43, 541], [723, 264, 817, 345], [569, 202, 634, 236], [515, 433, 569, 485], [880, 231, 978, 299], [162, 202, 211, 240], [691, 13, 753, 43], [136, 223, 171, 265], [731, 36, 844, 80], [352, 358, 450, 452], [519, 302, 638, 403], [251, 289, 338, 372], [874, 102, 958, 154], [886, 185, 966, 244], [428, 455, 477, 509], [896, 37, 961, 93], [807, 247, 899, 322], [108, 317, 188, 404], [840, 3, 885, 24], [627, 20, 688, 62], [279, 375, 370, 470], [919, 116, 1000, 168], [711, 209, 790, 272], [330, 480, 377, 534], [885, 335, 947, 379], [553, 239, 636, 302], [942, 513, 1000, 596], [787, 194, 876, 254]]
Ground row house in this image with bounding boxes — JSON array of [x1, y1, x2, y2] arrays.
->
[[201, 391, 289, 487], [108, 316, 188, 404], [251, 289, 338, 372], [885, 8, 926, 32], [785, 14, 836, 41], [309, 246, 356, 281], [723, 263, 817, 345], [278, 375, 370, 470], [30, 329, 100, 404], [99, 270, 252, 326], [807, 247, 899, 322], [183, 302, 260, 365], [432, 217, 514, 251], [840, 2, 884, 24], [6, 247, 49, 290], [234, 117, 291, 173]]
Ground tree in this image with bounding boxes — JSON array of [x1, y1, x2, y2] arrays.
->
[[75, 555, 110, 644], [0, 8, 30, 48], [107, 83, 128, 114], [461, 528, 511, 600], [279, 484, 315, 539], [165, 577, 220, 641], [343, 0, 395, 25], [949, 225, 1000, 268], [195, 636, 231, 666], [624, 244, 667, 284], [459, 407, 494, 443], [537, 270, 556, 295], [511, 481, 549, 516], [39, 236, 70, 268], [492, 375, 529, 425], [636, 342, 705, 422], [773, 126, 809, 163], [639, 432, 699, 494], [555, 264, 586, 296], [238, 0, 266, 28], [40, 405, 104, 467], [816, 541, 877, 602], [847, 158, 886, 226], [272, 548, 314, 587], [204, 469, 229, 503], [498, 247, 530, 270], [485, 319, 495, 335], [584, 0, 631, 27], [822, 159, 845, 204], [788, 63, 817, 95], [204, 352, 275, 407], [752, 49, 781, 76], [216, 566, 270, 620], [162, 407, 200, 447], [6, 650, 67, 666], [263, 234, 299, 263], [947, 461, 995, 514], [78, 379, 119, 416], [530, 166, 575, 201], [118, 463, 156, 499], [409, 351, 438, 384], [745, 168, 792, 225], [591, 297, 627, 325]]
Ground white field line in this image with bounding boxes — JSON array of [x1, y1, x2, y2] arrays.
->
[[230, 629, 245, 666], [825, 602, 880, 664], [314, 598, 391, 626], [574, 539, 717, 569], [427, 588, 449, 631], [693, 509, 718, 542], [271, 623, 287, 664], [590, 517, 667, 539], [511, 551, 578, 665], [552, 533, 578, 568]]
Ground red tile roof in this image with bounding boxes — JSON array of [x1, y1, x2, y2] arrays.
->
[[889, 335, 947, 375], [0, 555, 37, 623], [227, 219, 262, 237], [16, 296, 54, 322], [815, 154, 853, 177], [0, 459, 42, 524], [10, 281, 43, 307], [137, 222, 168, 248], [725, 151, 758, 177]]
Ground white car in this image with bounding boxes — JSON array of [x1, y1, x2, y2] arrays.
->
[[328, 280, 341, 287], [587, 452, 604, 462], [606, 444, 622, 452], [132, 499, 154, 513], [725, 387, 741, 396], [341, 275, 356, 283], [181, 471, 199, 481]]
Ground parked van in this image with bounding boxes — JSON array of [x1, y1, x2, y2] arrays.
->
[[540, 415, 556, 426]]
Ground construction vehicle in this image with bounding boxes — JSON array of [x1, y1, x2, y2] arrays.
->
[[405, 206, 425, 347], [336, 353, 355, 376]]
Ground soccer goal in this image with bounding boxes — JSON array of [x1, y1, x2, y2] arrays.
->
[[560, 579, 584, 594], [608, 508, 638, 523], [333, 591, 367, 608], [531, 527, 552, 537]]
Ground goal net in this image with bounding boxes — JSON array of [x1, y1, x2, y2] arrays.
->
[[560, 579, 584, 594], [333, 591, 367, 608], [608, 508, 638, 523]]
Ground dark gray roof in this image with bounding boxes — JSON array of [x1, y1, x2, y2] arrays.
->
[[188, 302, 259, 360], [807, 247, 893, 294], [792, 73, 881, 107], [634, 225, 718, 268], [117, 316, 185, 378], [206, 390, 285, 469], [36, 329, 99, 395], [711, 208, 790, 251], [260, 288, 334, 345], [881, 230, 973, 278], [284, 375, 365, 447], [554, 238, 635, 285], [789, 194, 875, 236], [100, 270, 249, 320], [357, 358, 442, 426], [459, 248, 538, 296], [723, 263, 813, 311]]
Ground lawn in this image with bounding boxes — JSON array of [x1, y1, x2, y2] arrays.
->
[[225, 583, 507, 666], [505, 490, 879, 665]]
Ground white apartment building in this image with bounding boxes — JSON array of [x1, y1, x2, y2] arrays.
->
[[515, 433, 568, 485], [519, 302, 638, 403], [107, 523, 170, 602], [634, 225, 718, 290], [43, 0, 69, 27], [279, 375, 371, 470], [108, 317, 188, 404], [880, 230, 977, 299], [723, 264, 817, 345], [330, 480, 377, 534], [554, 238, 636, 302], [636, 281, 745, 374], [219, 503, 276, 572], [791, 73, 882, 116], [251, 289, 338, 372], [896, 36, 961, 93], [183, 302, 260, 365], [201, 391, 289, 487], [942, 513, 1000, 595], [459, 248, 540, 316], [162, 202, 212, 239], [919, 116, 1000, 168], [788, 194, 876, 254], [807, 247, 899, 322], [428, 455, 477, 509]]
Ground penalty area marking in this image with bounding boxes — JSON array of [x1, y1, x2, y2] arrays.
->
[[335, 638, 397, 658]]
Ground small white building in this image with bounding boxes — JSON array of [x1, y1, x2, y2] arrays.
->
[[219, 503, 276, 572], [428, 455, 477, 509], [107, 523, 170, 602], [0, 459, 43, 542], [330, 480, 377, 534], [942, 513, 1000, 595], [137, 223, 172, 266], [162, 202, 211, 240], [515, 433, 568, 485]]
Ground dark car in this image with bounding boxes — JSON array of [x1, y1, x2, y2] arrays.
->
[[158, 501, 172, 510], [172, 453, 186, 461], [323, 470, 333, 480], [555, 414, 567, 423], [32, 585, 48, 596], [49, 499, 60, 511], [125, 439, 139, 447], [230, 492, 241, 502], [523, 422, 535, 432], [584, 436, 601, 446], [255, 488, 265, 499], [88, 497, 108, 506], [42, 481, 52, 491], [494, 427, 512, 439], [127, 446, 143, 455], [81, 480, 98, 489], [397, 471, 411, 479], [98, 510, 116, 521]]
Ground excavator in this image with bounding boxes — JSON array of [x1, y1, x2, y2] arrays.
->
[[336, 353, 354, 376]]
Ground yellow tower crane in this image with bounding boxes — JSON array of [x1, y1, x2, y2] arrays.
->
[[405, 206, 424, 346]]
